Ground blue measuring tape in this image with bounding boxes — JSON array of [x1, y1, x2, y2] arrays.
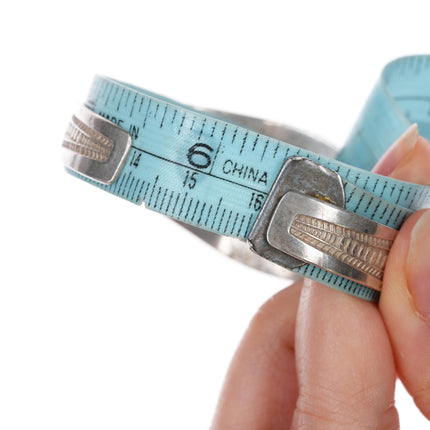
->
[[63, 55, 430, 301]]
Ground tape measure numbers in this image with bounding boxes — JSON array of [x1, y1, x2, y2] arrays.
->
[[63, 55, 430, 301]]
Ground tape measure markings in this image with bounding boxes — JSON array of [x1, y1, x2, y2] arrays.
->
[[88, 81, 283, 237], [66, 56, 430, 301], [130, 146, 270, 194], [338, 55, 430, 169], [84, 76, 430, 240]]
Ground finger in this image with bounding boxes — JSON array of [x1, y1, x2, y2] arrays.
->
[[291, 281, 398, 429], [211, 280, 303, 430], [372, 123, 419, 176], [380, 209, 430, 419], [372, 123, 430, 183], [377, 129, 430, 419], [288, 128, 427, 429]]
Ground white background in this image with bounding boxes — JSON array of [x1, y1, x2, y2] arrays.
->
[[1, 0, 429, 428]]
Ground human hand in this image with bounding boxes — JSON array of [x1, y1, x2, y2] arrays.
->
[[211, 125, 430, 429]]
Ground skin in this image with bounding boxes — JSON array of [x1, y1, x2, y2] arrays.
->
[[211, 129, 430, 429]]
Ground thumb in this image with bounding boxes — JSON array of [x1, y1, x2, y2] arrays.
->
[[380, 209, 430, 419], [377, 126, 430, 419]]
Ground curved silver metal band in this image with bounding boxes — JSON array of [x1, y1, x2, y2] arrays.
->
[[63, 106, 398, 289], [177, 109, 337, 279]]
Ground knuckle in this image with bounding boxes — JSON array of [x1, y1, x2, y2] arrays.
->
[[293, 385, 399, 429], [295, 387, 356, 424]]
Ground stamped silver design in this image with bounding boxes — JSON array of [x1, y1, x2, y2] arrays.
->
[[289, 214, 392, 281], [62, 106, 132, 185], [266, 191, 398, 290], [63, 114, 114, 162]]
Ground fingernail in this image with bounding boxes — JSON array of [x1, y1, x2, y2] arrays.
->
[[372, 123, 419, 175], [406, 210, 430, 318], [389, 135, 430, 185]]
